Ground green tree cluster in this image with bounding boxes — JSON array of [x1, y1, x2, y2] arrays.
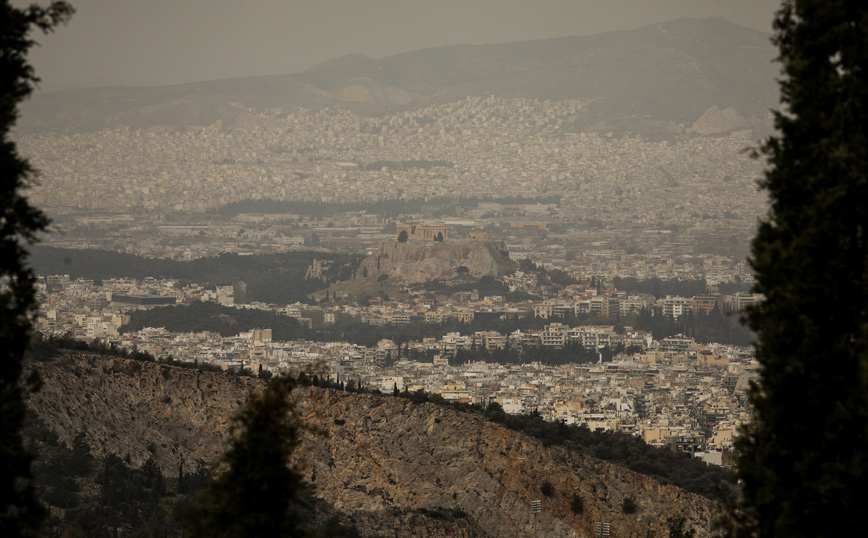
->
[[731, 2, 868, 538], [667, 515, 695, 538], [630, 307, 755, 347], [120, 301, 305, 340], [29, 247, 357, 304], [23, 409, 183, 538]]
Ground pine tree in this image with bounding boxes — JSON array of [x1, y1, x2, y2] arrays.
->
[[731, 2, 868, 538], [667, 515, 695, 538], [141, 455, 166, 497], [177, 460, 187, 494], [0, 3, 73, 537], [179, 376, 306, 537]]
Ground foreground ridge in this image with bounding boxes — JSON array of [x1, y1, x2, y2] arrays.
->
[[28, 351, 716, 537]]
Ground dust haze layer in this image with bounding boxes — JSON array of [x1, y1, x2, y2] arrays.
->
[[19, 18, 777, 136]]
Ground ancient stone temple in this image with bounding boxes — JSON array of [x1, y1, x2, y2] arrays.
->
[[396, 223, 448, 241]]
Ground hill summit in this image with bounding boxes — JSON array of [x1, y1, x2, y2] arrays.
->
[[359, 239, 516, 284]]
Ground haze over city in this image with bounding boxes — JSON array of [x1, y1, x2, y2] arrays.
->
[[26, 0, 781, 90], [10, 0, 856, 537]]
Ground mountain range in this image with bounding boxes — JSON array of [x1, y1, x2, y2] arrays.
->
[[19, 17, 777, 136]]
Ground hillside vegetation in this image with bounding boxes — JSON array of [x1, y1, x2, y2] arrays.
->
[[30, 247, 357, 304]]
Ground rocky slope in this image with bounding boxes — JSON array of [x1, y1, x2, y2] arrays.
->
[[359, 239, 516, 284], [27, 352, 717, 537]]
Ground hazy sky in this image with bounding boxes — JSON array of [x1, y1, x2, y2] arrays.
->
[[23, 0, 782, 92]]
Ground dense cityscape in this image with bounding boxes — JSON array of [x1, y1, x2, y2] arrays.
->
[[2, 3, 864, 538], [13, 83, 776, 473]]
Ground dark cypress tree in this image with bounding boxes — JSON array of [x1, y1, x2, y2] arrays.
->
[[141, 455, 166, 497], [730, 2, 868, 538], [0, 3, 73, 537], [177, 460, 187, 494], [179, 376, 306, 537], [667, 515, 695, 538]]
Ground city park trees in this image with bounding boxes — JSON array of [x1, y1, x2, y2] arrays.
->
[[730, 1, 868, 537], [0, 2, 73, 536]]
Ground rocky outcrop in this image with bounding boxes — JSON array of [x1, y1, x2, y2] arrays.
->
[[359, 240, 516, 284], [27, 353, 258, 471], [688, 106, 749, 136], [27, 352, 716, 538], [297, 389, 715, 538]]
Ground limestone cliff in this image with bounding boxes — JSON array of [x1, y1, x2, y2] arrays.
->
[[28, 353, 255, 471], [27, 352, 716, 538], [359, 239, 516, 284]]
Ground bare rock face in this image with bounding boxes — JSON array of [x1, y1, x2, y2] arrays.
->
[[296, 388, 716, 538], [27, 353, 717, 538], [27, 353, 260, 471], [359, 240, 516, 284]]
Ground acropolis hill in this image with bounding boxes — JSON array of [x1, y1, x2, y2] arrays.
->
[[359, 233, 515, 284]]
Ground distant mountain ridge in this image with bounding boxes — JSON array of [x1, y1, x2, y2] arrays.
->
[[19, 17, 776, 135]]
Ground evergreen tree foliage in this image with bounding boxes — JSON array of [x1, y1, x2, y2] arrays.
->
[[666, 515, 695, 538], [732, 2, 868, 538], [0, 2, 72, 536], [621, 496, 637, 514], [179, 376, 306, 538], [140, 455, 166, 497], [569, 493, 584, 515]]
